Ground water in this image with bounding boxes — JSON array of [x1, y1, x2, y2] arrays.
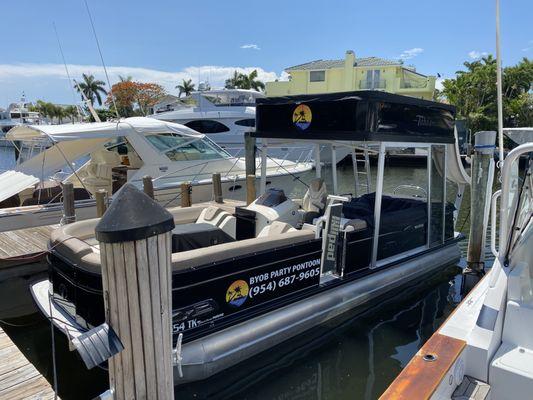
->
[[0, 150, 488, 400]]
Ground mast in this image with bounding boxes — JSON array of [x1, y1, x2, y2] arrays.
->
[[496, 0, 504, 165]]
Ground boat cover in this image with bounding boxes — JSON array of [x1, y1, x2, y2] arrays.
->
[[6, 117, 204, 142], [0, 170, 39, 203], [253, 91, 456, 144]]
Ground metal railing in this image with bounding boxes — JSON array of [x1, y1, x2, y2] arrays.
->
[[359, 80, 386, 90], [399, 79, 428, 89]]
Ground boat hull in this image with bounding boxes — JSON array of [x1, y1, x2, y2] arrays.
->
[[32, 240, 460, 384]]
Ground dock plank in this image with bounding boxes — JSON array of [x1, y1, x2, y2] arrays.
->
[[0, 326, 58, 399], [0, 225, 57, 269]]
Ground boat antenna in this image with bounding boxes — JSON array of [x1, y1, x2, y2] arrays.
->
[[495, 0, 504, 166], [83, 0, 120, 119], [52, 22, 83, 121]]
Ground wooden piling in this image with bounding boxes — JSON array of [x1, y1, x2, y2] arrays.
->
[[246, 174, 256, 205], [143, 175, 154, 199], [62, 182, 75, 224], [244, 132, 256, 177], [212, 173, 223, 203], [95, 189, 107, 217], [181, 182, 192, 207], [463, 130, 496, 294], [95, 184, 175, 400]]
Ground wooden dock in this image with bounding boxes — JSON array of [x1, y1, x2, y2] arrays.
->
[[0, 326, 58, 399], [0, 225, 57, 274]]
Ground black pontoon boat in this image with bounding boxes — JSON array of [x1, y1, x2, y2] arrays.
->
[[32, 91, 468, 383]]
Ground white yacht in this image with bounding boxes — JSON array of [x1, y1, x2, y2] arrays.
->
[[152, 89, 349, 163], [0, 117, 312, 231]]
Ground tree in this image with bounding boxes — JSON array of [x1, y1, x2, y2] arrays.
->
[[106, 81, 167, 116], [441, 56, 532, 135], [118, 75, 133, 82], [224, 70, 265, 91], [136, 83, 167, 115], [63, 105, 80, 123], [176, 79, 195, 97], [75, 73, 107, 105]]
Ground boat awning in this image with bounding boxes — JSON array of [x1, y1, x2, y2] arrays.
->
[[0, 170, 39, 202], [253, 91, 456, 144], [6, 117, 204, 142]]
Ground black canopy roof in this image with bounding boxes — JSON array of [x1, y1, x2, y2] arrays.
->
[[253, 91, 456, 144]]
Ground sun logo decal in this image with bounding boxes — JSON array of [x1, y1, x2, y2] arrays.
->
[[292, 104, 312, 130], [225, 280, 249, 307]]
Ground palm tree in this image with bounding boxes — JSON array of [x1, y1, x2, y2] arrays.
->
[[118, 75, 133, 82], [75, 73, 107, 106], [176, 79, 195, 97], [224, 70, 265, 91], [240, 70, 265, 92], [225, 71, 243, 89]]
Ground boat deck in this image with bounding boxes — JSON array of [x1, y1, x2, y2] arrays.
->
[[0, 326, 58, 399]]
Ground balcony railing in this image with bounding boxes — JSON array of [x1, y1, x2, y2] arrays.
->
[[399, 79, 429, 89], [359, 80, 386, 89]]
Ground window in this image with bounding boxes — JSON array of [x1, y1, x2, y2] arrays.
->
[[309, 70, 325, 82], [146, 133, 227, 161], [185, 120, 230, 134], [234, 119, 255, 127]]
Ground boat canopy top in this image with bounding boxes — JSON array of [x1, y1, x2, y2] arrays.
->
[[253, 91, 456, 144], [503, 127, 533, 146], [5, 117, 204, 142]]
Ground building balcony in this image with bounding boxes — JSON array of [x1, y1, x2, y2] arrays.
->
[[399, 79, 429, 89], [359, 80, 386, 90]]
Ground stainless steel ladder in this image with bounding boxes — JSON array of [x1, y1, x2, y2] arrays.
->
[[351, 145, 371, 197]]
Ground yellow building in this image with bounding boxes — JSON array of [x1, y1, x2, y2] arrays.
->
[[266, 50, 436, 100]]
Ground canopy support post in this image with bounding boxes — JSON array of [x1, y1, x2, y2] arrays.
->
[[315, 144, 321, 179], [331, 145, 338, 194], [260, 139, 268, 195], [371, 143, 386, 268]]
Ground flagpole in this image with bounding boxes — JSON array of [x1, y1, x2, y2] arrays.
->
[[496, 0, 504, 166]]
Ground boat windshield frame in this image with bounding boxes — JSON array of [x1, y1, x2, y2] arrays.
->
[[145, 131, 232, 162]]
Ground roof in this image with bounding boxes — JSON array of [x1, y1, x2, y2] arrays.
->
[[6, 117, 203, 141], [253, 91, 456, 144], [285, 57, 402, 71]]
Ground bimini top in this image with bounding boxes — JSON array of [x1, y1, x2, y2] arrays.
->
[[6, 117, 203, 142], [253, 91, 456, 144]]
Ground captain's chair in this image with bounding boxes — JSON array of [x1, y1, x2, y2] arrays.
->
[[302, 178, 327, 223]]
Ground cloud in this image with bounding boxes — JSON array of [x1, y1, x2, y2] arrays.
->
[[468, 50, 488, 59], [435, 77, 445, 91], [240, 44, 260, 50], [0, 63, 281, 97], [522, 40, 533, 52], [398, 48, 424, 60]]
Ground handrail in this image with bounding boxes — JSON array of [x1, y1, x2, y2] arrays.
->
[[393, 184, 427, 198], [491, 190, 501, 258], [499, 143, 533, 259]]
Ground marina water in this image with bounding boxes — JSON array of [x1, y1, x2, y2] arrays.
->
[[0, 148, 490, 400]]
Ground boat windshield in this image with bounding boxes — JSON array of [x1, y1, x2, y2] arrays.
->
[[146, 133, 230, 161]]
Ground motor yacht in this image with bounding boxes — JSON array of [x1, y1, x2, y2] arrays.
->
[[151, 88, 350, 163], [32, 91, 471, 384], [0, 117, 312, 231]]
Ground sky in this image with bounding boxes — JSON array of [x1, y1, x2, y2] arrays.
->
[[0, 0, 531, 107]]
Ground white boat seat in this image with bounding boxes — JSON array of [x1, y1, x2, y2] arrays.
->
[[257, 221, 297, 237], [302, 178, 327, 223], [196, 205, 236, 239], [343, 218, 368, 231]]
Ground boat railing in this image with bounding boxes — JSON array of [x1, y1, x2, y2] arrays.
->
[[498, 142, 533, 258]]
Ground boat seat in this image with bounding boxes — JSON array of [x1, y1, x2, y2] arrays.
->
[[257, 221, 297, 237], [343, 218, 368, 231], [171, 229, 315, 271], [196, 205, 236, 239], [302, 178, 327, 223]]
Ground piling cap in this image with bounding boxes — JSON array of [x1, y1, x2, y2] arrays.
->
[[95, 184, 175, 243], [474, 131, 497, 155]]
